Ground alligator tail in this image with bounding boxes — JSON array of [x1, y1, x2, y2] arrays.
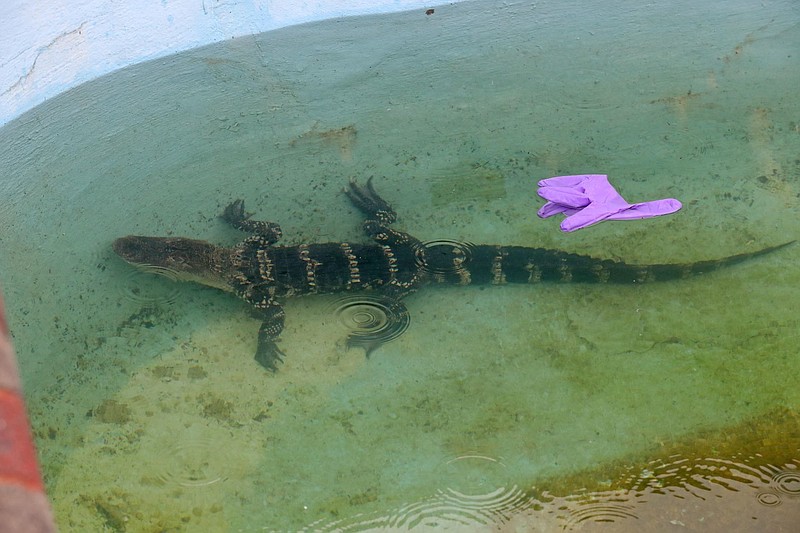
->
[[420, 241, 794, 285]]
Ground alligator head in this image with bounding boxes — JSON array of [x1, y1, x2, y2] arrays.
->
[[113, 236, 233, 291]]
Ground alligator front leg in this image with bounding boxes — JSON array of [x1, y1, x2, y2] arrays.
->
[[253, 300, 286, 371], [221, 199, 283, 243]]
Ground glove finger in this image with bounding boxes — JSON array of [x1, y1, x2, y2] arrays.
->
[[606, 199, 682, 220], [537, 202, 569, 218], [537, 186, 590, 208], [560, 206, 618, 232], [537, 174, 605, 188], [559, 200, 637, 231]]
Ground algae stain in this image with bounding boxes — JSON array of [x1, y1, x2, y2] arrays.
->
[[80, 489, 205, 532], [290, 123, 357, 162], [429, 162, 506, 207], [92, 399, 132, 425], [527, 406, 800, 499], [199, 393, 235, 423]]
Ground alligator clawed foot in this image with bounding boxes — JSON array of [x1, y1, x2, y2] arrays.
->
[[221, 200, 283, 242], [345, 178, 397, 224], [255, 341, 285, 372], [221, 199, 249, 225]]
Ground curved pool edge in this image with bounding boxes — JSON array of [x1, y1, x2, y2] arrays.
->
[[0, 0, 461, 128]]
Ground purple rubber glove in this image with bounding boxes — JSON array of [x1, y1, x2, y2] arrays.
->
[[537, 174, 682, 232]]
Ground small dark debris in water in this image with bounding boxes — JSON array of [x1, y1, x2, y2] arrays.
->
[[80, 492, 130, 532], [426, 8, 435, 15], [94, 500, 127, 531], [649, 90, 702, 106], [253, 411, 271, 422], [117, 306, 169, 336], [83, 489, 190, 530], [349, 486, 379, 505]]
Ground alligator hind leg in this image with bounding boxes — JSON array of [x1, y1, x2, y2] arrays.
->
[[342, 179, 421, 357], [346, 179, 424, 290], [346, 179, 420, 247], [345, 177, 397, 224], [221, 199, 283, 244], [253, 300, 286, 372]]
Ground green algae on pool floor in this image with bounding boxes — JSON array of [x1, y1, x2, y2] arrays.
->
[[1, 0, 799, 530]]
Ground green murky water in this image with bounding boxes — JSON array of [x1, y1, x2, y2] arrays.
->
[[1, 0, 800, 530]]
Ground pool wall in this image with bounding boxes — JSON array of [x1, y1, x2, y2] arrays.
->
[[0, 0, 456, 127]]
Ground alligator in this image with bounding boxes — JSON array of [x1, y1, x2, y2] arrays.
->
[[113, 179, 792, 371]]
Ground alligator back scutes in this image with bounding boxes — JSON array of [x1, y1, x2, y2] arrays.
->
[[233, 240, 404, 297]]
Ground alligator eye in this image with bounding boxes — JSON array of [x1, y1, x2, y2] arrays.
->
[[167, 256, 186, 267]]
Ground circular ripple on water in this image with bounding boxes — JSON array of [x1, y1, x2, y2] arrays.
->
[[378, 454, 528, 529], [97, 243, 183, 306], [412, 240, 477, 280], [562, 496, 639, 529], [440, 484, 530, 519], [156, 439, 227, 488], [629, 455, 771, 497], [440, 453, 510, 496], [116, 266, 183, 306], [385, 486, 529, 530], [756, 492, 782, 507], [771, 468, 800, 496], [328, 295, 410, 350]]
